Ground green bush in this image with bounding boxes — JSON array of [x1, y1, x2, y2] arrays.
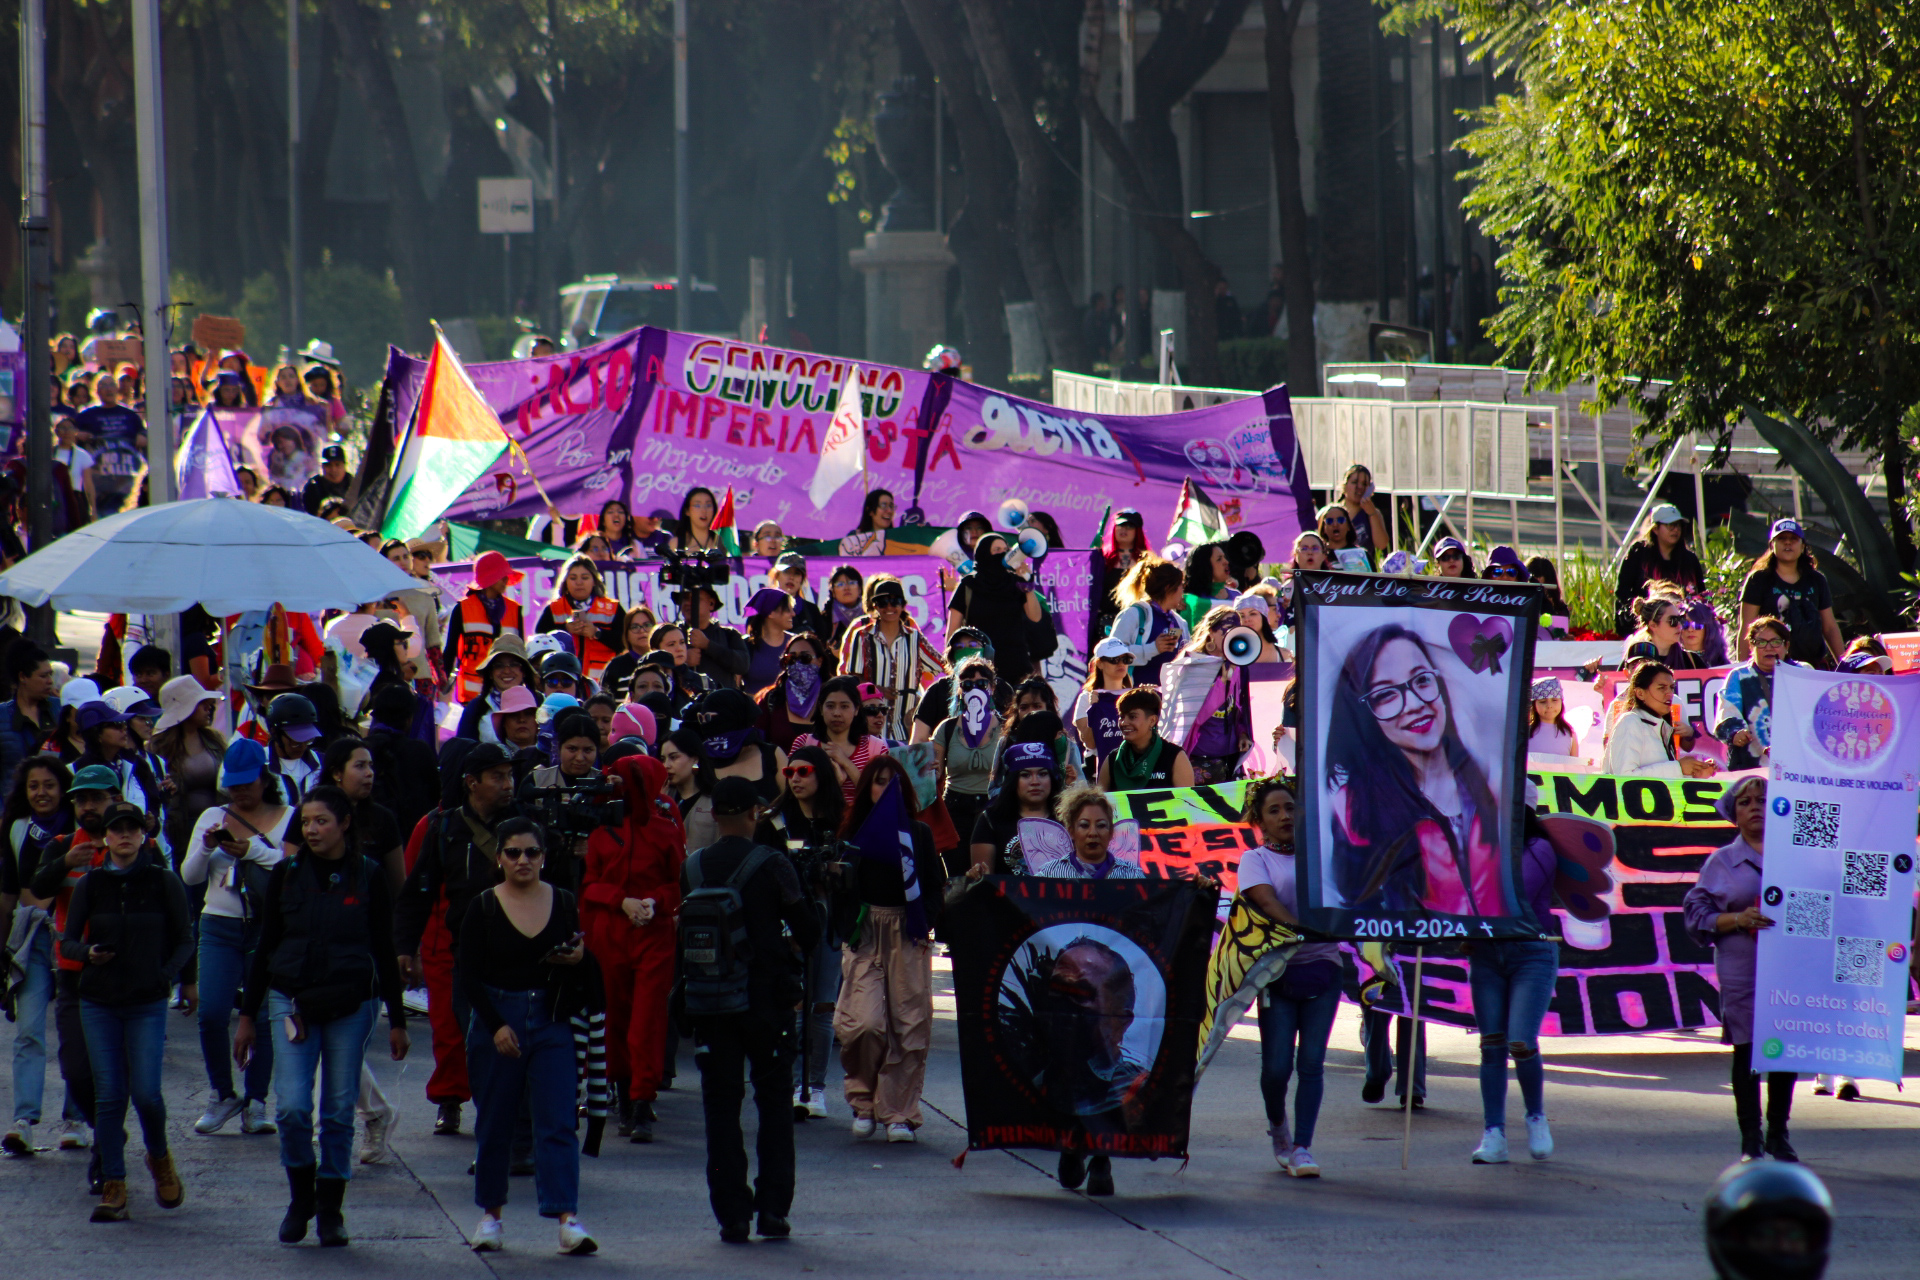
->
[[1214, 337, 1289, 392], [233, 255, 404, 391], [471, 316, 523, 361]]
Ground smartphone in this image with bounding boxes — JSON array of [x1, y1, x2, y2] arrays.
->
[[546, 932, 585, 959]]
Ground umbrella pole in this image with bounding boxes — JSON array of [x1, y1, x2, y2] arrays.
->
[[219, 614, 233, 737]]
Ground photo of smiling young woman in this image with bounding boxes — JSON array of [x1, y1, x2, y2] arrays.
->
[[1296, 580, 1538, 935]]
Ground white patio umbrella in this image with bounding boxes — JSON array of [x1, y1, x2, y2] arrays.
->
[[0, 498, 428, 614]]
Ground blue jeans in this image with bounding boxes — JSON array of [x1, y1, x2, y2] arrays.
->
[[1257, 986, 1341, 1149], [468, 987, 579, 1217], [197, 914, 272, 1102], [9, 925, 71, 1125], [268, 993, 377, 1180], [1469, 939, 1559, 1129], [78, 998, 169, 1181]]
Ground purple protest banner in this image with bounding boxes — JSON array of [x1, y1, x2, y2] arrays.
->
[[382, 328, 1316, 553]]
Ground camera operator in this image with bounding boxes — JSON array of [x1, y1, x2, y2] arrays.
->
[[582, 752, 685, 1143], [754, 744, 845, 1120], [670, 574, 748, 691], [515, 712, 612, 893]]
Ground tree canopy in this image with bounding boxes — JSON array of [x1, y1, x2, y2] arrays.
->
[[1457, 0, 1920, 564]]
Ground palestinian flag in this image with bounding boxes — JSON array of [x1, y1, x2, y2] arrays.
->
[[712, 485, 742, 555], [1166, 477, 1229, 550], [380, 326, 510, 541]]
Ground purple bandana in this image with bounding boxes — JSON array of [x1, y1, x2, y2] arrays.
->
[[961, 685, 994, 748], [785, 662, 822, 722], [1003, 740, 1054, 773], [702, 726, 755, 761]]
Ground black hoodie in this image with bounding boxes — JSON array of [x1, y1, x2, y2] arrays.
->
[[58, 852, 192, 1005]]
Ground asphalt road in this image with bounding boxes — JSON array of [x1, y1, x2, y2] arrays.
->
[[3, 961, 1916, 1279]]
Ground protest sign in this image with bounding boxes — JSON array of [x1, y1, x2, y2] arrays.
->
[[430, 552, 953, 652], [192, 314, 247, 351], [946, 875, 1213, 1159], [1752, 668, 1920, 1082], [213, 405, 328, 494], [1294, 571, 1544, 940], [1594, 664, 1732, 765], [380, 326, 1316, 554]]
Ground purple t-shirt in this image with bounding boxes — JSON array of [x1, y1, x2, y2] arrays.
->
[[1237, 845, 1343, 964]]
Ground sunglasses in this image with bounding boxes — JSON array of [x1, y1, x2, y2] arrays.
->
[[862, 703, 887, 715], [1678, 618, 1706, 630], [1322, 513, 1349, 525], [782, 764, 816, 779], [1487, 566, 1524, 579], [544, 675, 575, 686], [874, 598, 905, 609], [787, 651, 816, 665], [500, 846, 543, 862]]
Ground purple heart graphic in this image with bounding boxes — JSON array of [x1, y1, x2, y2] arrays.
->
[[1447, 614, 1512, 675]]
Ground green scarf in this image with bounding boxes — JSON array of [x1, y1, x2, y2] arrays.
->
[[1110, 735, 1168, 790]]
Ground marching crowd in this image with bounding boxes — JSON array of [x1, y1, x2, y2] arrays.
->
[[0, 464, 1906, 1256]]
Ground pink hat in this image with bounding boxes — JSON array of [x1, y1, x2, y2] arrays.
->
[[493, 685, 539, 716], [609, 703, 656, 747], [474, 550, 524, 590], [855, 682, 886, 705]]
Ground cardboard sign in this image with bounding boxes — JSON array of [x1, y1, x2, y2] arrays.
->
[[192, 314, 247, 351], [92, 338, 143, 368]]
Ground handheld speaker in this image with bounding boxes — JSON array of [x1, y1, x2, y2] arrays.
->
[[996, 498, 1031, 530]]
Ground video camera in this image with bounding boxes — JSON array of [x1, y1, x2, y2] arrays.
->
[[657, 546, 732, 591], [523, 772, 627, 841]]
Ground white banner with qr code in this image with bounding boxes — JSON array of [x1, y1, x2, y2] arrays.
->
[[1754, 666, 1920, 1081]]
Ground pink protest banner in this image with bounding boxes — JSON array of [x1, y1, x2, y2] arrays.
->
[[380, 328, 1317, 554], [1594, 665, 1732, 765]]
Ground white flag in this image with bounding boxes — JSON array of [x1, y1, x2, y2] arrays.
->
[[808, 364, 866, 509]]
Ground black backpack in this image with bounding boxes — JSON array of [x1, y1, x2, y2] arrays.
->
[[677, 844, 778, 1018]]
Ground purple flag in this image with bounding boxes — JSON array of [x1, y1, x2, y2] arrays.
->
[[176, 407, 243, 499]]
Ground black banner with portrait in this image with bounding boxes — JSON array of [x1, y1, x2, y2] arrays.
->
[[1294, 570, 1546, 941], [946, 876, 1214, 1159]]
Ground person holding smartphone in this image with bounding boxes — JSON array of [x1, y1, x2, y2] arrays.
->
[[461, 817, 601, 1256], [59, 801, 192, 1223]]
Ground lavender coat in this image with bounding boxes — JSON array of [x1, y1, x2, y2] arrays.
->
[[1682, 838, 1763, 1045]]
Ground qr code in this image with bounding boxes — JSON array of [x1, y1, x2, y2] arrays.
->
[[1842, 850, 1891, 899], [1833, 937, 1885, 987], [1782, 889, 1833, 938], [1791, 800, 1842, 848]]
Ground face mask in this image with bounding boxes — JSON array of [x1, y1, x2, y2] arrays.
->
[[785, 662, 822, 722], [961, 686, 994, 749], [702, 726, 753, 761]]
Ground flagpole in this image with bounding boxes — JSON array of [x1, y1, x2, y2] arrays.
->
[[1401, 946, 1424, 1170]]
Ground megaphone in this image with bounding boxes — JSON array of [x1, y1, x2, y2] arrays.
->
[[1016, 528, 1048, 561], [996, 498, 1030, 531], [1224, 626, 1263, 667]]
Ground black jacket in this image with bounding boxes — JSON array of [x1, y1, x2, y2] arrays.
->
[[244, 852, 408, 1027], [59, 856, 192, 1005], [679, 835, 818, 1022], [393, 803, 518, 956]]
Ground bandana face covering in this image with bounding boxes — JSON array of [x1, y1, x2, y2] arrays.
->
[[702, 726, 754, 761], [961, 685, 993, 748], [785, 661, 822, 721]]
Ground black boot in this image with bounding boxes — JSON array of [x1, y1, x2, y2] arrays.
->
[[1764, 1074, 1798, 1162], [1057, 1150, 1086, 1190], [279, 1166, 317, 1243], [315, 1177, 349, 1247], [1086, 1155, 1114, 1197]]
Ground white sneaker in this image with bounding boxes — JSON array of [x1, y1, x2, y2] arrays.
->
[[241, 1099, 277, 1134], [803, 1090, 827, 1120], [558, 1216, 597, 1255], [1269, 1123, 1293, 1169], [1472, 1126, 1510, 1164], [359, 1102, 397, 1164], [1287, 1147, 1321, 1178], [471, 1214, 504, 1252], [58, 1120, 90, 1150], [886, 1123, 916, 1143], [850, 1116, 876, 1140], [1526, 1114, 1553, 1161], [194, 1094, 245, 1135], [2, 1119, 32, 1156]]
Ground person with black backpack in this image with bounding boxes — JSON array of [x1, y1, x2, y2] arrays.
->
[[236, 785, 409, 1248], [677, 775, 818, 1244]]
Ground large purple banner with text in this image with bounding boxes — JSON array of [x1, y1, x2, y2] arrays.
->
[[382, 328, 1316, 551]]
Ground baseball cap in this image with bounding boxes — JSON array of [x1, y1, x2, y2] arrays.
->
[[461, 742, 514, 777], [220, 738, 269, 787], [103, 685, 162, 719], [773, 551, 808, 573], [69, 764, 121, 794], [473, 550, 525, 590], [61, 677, 102, 710], [855, 682, 887, 706], [75, 700, 132, 732], [493, 686, 539, 716], [266, 692, 321, 741], [540, 693, 582, 718], [1432, 537, 1467, 558], [102, 802, 147, 831], [711, 775, 760, 817], [1648, 502, 1686, 526], [1768, 517, 1805, 541], [1092, 636, 1135, 662], [1116, 508, 1144, 528], [868, 580, 906, 607], [321, 444, 346, 464]]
